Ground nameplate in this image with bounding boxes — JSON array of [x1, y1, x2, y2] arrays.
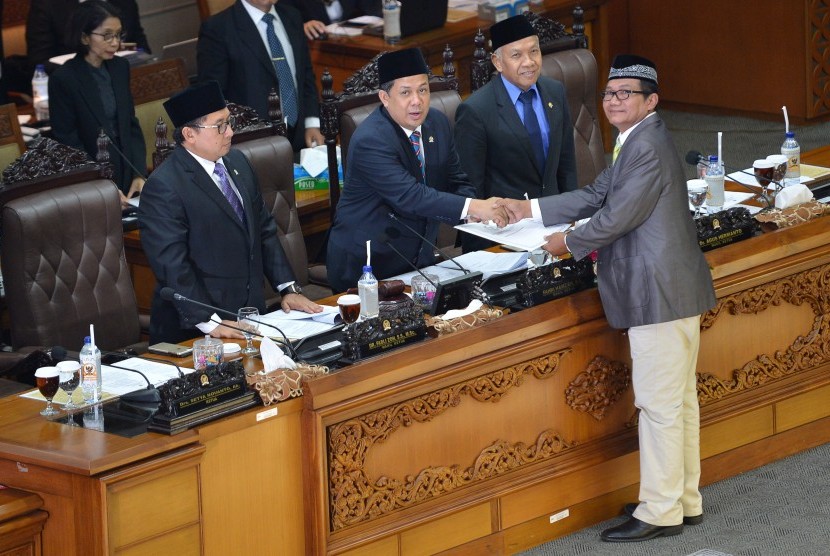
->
[[518, 257, 595, 307], [172, 379, 247, 417], [695, 207, 759, 252], [343, 302, 426, 360]]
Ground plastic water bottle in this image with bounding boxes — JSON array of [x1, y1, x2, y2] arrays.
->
[[704, 155, 724, 213], [80, 336, 102, 404], [358, 265, 379, 319], [31, 64, 49, 121], [382, 0, 401, 44], [781, 131, 801, 187]]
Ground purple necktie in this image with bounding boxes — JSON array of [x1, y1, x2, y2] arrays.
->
[[214, 162, 245, 224]]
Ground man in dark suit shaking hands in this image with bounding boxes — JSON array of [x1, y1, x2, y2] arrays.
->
[[455, 15, 577, 252], [197, 0, 324, 152], [501, 55, 716, 543], [139, 81, 320, 344]]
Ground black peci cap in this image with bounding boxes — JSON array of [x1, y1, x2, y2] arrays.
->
[[489, 14, 536, 51], [163, 80, 227, 128], [377, 48, 430, 84]]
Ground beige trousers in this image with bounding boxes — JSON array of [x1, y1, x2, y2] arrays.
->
[[628, 315, 703, 526]]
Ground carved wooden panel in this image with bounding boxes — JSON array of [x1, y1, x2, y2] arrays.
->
[[808, 0, 830, 118], [697, 263, 830, 405], [326, 349, 575, 532], [565, 355, 631, 420]]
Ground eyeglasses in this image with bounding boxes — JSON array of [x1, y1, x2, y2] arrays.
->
[[601, 89, 648, 101], [190, 116, 236, 135], [89, 31, 127, 44]]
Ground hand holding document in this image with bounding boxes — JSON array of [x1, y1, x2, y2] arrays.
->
[[455, 218, 571, 251]]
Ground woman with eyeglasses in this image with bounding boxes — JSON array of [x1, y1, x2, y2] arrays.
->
[[49, 0, 146, 207]]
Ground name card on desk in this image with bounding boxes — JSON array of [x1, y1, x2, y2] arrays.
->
[[695, 207, 760, 252], [342, 303, 426, 360]]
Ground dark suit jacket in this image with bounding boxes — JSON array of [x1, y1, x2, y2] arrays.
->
[[537, 114, 716, 329], [326, 107, 475, 293], [454, 75, 578, 251], [282, 0, 381, 23], [138, 147, 297, 343], [197, 1, 320, 151], [26, 0, 150, 68], [48, 56, 146, 193]]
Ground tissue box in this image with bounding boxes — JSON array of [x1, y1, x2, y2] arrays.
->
[[293, 163, 343, 192], [478, 0, 530, 22]]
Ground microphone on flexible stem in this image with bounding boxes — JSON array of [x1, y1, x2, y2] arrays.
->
[[388, 212, 470, 274], [158, 287, 297, 359], [207, 317, 299, 360], [685, 150, 775, 209], [378, 231, 438, 288], [100, 129, 149, 181]]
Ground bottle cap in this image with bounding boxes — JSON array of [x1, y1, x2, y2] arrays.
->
[[84, 336, 91, 344], [785, 131, 795, 139], [363, 265, 373, 273], [708, 155, 718, 162], [35, 64, 45, 71]]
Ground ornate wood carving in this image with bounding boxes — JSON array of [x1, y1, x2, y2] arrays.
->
[[697, 263, 830, 405], [1, 138, 97, 185], [808, 0, 830, 118], [565, 356, 631, 420], [327, 348, 573, 530]]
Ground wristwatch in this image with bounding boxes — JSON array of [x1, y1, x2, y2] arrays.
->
[[279, 283, 303, 297]]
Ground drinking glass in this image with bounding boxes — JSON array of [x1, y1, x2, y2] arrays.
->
[[410, 274, 438, 310], [686, 179, 708, 219], [337, 294, 361, 324], [766, 154, 788, 190], [237, 307, 260, 356], [753, 159, 775, 190], [57, 361, 81, 411], [35, 366, 60, 416]]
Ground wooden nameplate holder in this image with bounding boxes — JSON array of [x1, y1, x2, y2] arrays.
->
[[517, 257, 595, 307], [695, 207, 760, 251], [342, 300, 426, 361]]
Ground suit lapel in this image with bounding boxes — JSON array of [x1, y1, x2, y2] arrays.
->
[[182, 150, 250, 237], [493, 77, 541, 176], [68, 58, 109, 133], [537, 80, 561, 179], [234, 2, 278, 81], [222, 155, 256, 242], [381, 108, 423, 182], [421, 120, 438, 188]]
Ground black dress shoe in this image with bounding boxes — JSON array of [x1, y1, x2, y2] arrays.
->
[[601, 517, 683, 542], [623, 503, 704, 526]]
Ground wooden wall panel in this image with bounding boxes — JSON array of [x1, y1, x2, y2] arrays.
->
[[775, 383, 830, 432]]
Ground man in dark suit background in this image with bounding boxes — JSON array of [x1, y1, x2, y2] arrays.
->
[[139, 81, 320, 344], [282, 0, 381, 40], [502, 55, 716, 543], [26, 0, 150, 69], [326, 48, 508, 293], [455, 15, 577, 252], [197, 0, 324, 152]]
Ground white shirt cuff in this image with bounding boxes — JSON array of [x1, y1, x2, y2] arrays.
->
[[460, 197, 472, 219], [196, 313, 221, 334], [530, 199, 542, 221], [305, 117, 321, 131]]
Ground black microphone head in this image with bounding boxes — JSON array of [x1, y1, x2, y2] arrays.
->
[[685, 150, 704, 166], [384, 226, 402, 239], [51, 346, 67, 362], [160, 287, 175, 301]]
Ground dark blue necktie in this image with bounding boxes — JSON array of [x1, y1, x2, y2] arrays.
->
[[519, 89, 545, 170], [214, 162, 246, 224], [261, 12, 298, 127]]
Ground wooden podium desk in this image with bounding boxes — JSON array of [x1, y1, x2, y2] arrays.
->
[[310, 0, 609, 94]]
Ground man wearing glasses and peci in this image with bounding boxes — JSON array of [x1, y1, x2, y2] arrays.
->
[[139, 81, 321, 344]]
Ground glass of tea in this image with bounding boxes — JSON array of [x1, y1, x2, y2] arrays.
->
[[753, 159, 776, 189], [57, 361, 81, 410], [337, 294, 361, 324], [35, 366, 60, 416]]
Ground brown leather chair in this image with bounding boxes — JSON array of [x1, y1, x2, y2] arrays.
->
[[233, 133, 332, 301], [1, 180, 144, 351], [470, 9, 606, 187]]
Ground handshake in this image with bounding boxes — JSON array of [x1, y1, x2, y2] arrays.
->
[[467, 197, 534, 228]]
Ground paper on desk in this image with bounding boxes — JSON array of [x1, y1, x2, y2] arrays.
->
[[389, 251, 529, 285], [258, 307, 338, 340], [728, 169, 813, 189], [326, 23, 363, 36], [455, 219, 570, 251], [127, 196, 140, 208]]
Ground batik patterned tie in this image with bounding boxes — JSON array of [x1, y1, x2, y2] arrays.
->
[[214, 161, 246, 224], [410, 130, 425, 179], [262, 13, 299, 127]]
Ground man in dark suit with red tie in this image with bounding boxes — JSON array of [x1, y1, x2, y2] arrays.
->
[[139, 81, 320, 343], [197, 0, 324, 152]]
